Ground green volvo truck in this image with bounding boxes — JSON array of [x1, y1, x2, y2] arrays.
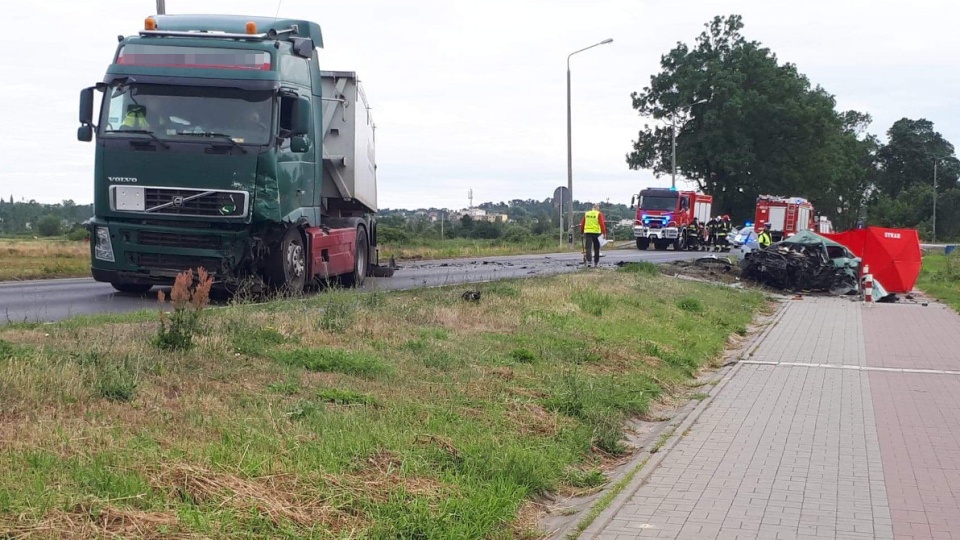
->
[[78, 14, 390, 293]]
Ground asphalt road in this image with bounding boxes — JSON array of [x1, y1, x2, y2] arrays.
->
[[0, 248, 700, 324]]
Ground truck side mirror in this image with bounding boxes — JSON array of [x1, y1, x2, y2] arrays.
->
[[291, 135, 310, 153], [79, 87, 95, 125], [77, 125, 93, 142], [291, 96, 312, 136], [630, 195, 636, 209]]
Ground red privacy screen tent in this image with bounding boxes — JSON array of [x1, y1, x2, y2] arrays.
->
[[823, 227, 922, 293]]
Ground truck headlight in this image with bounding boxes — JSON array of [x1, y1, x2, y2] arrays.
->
[[94, 227, 115, 262]]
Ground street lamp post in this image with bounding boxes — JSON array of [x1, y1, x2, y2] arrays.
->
[[933, 159, 938, 243], [665, 98, 708, 190], [567, 38, 613, 242]]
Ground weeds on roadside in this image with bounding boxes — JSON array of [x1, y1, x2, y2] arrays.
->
[[318, 296, 357, 332], [153, 268, 213, 351]]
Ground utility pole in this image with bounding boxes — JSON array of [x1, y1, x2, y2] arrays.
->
[[933, 159, 938, 244], [440, 210, 444, 240], [670, 116, 677, 190], [156, 0, 166, 14]]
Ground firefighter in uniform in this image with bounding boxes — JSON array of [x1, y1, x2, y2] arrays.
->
[[705, 216, 718, 251], [757, 222, 773, 249], [685, 218, 700, 251], [716, 215, 732, 251]]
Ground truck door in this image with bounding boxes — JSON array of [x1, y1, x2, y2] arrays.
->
[[277, 92, 317, 222], [769, 207, 787, 232]]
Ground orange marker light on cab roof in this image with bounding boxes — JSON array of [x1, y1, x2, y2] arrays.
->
[[144, 17, 157, 30], [245, 21, 257, 34]]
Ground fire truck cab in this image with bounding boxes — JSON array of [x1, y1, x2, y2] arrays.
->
[[631, 188, 712, 250]]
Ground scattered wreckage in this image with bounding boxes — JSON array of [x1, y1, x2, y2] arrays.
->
[[741, 230, 861, 295]]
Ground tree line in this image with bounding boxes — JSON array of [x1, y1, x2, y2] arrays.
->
[[0, 198, 92, 237], [627, 14, 959, 240], [377, 200, 638, 244]]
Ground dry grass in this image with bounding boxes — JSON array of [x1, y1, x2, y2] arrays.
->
[[1, 504, 186, 540], [0, 238, 90, 281]]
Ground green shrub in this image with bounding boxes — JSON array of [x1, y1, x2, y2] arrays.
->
[[36, 215, 62, 237], [154, 269, 213, 352]]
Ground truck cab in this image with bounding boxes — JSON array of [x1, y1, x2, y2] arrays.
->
[[631, 188, 712, 250], [78, 15, 384, 293]]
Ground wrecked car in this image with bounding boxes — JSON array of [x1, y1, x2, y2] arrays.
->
[[741, 230, 860, 294]]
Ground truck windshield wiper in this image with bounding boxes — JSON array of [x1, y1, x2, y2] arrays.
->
[[176, 132, 248, 154], [103, 129, 170, 149]]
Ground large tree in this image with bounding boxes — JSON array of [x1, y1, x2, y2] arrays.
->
[[869, 118, 960, 238], [627, 15, 875, 223]]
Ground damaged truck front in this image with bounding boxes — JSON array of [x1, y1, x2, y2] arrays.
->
[[78, 14, 387, 294], [741, 230, 860, 294]]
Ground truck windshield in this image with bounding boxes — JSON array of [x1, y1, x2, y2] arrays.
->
[[639, 195, 678, 212], [100, 83, 273, 145]]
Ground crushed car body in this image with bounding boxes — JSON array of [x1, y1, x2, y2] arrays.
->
[[741, 230, 860, 294]]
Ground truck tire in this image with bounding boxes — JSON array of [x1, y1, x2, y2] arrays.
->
[[654, 240, 670, 251], [111, 282, 153, 294], [265, 227, 307, 293], [673, 235, 686, 251], [636, 238, 650, 250], [340, 227, 368, 288]]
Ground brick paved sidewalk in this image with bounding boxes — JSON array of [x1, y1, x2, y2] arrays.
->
[[580, 297, 960, 540]]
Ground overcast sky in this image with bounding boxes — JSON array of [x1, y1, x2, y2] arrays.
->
[[1, 0, 957, 210]]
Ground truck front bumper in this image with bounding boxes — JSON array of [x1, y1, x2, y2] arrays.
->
[[633, 226, 680, 240], [88, 219, 251, 285]]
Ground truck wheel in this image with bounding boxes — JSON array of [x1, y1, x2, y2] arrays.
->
[[111, 282, 153, 294], [636, 238, 650, 250], [340, 227, 368, 288], [266, 227, 306, 293], [674, 235, 686, 251]]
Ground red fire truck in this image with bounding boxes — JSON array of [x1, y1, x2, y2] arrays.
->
[[631, 188, 712, 250], [754, 195, 816, 242]]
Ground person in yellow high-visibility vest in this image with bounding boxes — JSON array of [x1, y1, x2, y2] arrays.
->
[[121, 104, 150, 130], [579, 203, 608, 267], [757, 222, 773, 249]]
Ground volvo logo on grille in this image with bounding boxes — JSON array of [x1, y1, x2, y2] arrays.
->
[[172, 196, 184, 207]]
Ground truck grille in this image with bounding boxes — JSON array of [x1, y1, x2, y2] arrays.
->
[[111, 185, 248, 218], [144, 188, 246, 217], [131, 253, 222, 273], [138, 231, 222, 250]]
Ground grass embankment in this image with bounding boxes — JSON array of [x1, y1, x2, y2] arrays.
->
[[0, 265, 764, 538], [0, 238, 89, 281], [917, 251, 960, 312]]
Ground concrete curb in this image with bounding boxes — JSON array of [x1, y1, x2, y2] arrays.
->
[[576, 298, 790, 539]]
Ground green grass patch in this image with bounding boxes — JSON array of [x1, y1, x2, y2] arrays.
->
[[917, 252, 960, 312], [616, 261, 660, 276], [316, 388, 377, 406], [0, 268, 764, 538], [271, 347, 391, 378]]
